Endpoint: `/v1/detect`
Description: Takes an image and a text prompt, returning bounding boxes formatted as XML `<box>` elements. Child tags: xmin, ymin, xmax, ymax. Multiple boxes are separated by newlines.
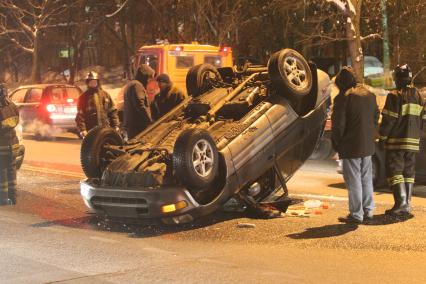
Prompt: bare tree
<box><xmin>0</xmin><ymin>0</ymin><xmax>68</xmax><ymax>83</ymax></box>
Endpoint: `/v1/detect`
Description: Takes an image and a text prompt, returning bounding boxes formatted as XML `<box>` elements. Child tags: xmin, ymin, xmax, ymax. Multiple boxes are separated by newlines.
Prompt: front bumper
<box><xmin>80</xmin><ymin>180</ymin><xmax>201</xmax><ymax>224</ymax></box>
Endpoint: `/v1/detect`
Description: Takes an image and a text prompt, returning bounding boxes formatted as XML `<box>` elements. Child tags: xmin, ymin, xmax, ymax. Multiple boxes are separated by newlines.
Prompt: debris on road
<box><xmin>237</xmin><ymin>223</ymin><xmax>256</xmax><ymax>228</ymax></box>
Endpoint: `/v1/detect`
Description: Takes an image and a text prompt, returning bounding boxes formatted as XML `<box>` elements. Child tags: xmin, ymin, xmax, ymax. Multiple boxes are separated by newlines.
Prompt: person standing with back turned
<box><xmin>332</xmin><ymin>67</ymin><xmax>379</xmax><ymax>224</ymax></box>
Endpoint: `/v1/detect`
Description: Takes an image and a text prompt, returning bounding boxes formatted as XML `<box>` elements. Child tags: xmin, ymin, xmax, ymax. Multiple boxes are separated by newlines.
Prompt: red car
<box><xmin>9</xmin><ymin>84</ymin><xmax>82</xmax><ymax>139</ymax></box>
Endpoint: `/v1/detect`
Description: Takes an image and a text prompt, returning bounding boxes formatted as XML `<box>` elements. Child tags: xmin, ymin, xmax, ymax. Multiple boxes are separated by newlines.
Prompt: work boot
<box><xmin>405</xmin><ymin>182</ymin><xmax>413</xmax><ymax>214</ymax></box>
<box><xmin>385</xmin><ymin>183</ymin><xmax>408</xmax><ymax>216</ymax></box>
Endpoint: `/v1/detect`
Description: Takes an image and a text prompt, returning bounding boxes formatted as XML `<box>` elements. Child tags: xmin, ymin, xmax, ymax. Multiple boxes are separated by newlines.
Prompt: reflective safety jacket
<box><xmin>379</xmin><ymin>87</ymin><xmax>425</xmax><ymax>152</ymax></box>
<box><xmin>75</xmin><ymin>88</ymin><xmax>119</xmax><ymax>132</ymax></box>
<box><xmin>0</xmin><ymin>97</ymin><xmax>19</xmax><ymax>162</ymax></box>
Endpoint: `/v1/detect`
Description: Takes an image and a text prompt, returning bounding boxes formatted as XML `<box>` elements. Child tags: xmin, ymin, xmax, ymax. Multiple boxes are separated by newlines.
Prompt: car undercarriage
<box><xmin>80</xmin><ymin>48</ymin><xmax>332</xmax><ymax>224</ymax></box>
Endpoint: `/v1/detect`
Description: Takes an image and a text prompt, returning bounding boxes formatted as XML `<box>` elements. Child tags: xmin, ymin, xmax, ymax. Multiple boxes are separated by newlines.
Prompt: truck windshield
<box><xmin>139</xmin><ymin>54</ymin><xmax>159</xmax><ymax>74</ymax></box>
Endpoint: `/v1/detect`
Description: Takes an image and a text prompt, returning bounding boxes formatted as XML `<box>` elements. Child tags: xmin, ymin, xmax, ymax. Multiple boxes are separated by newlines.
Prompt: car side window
<box><xmin>10</xmin><ymin>89</ymin><xmax>28</xmax><ymax>103</ymax></box>
<box><xmin>176</xmin><ymin>56</ymin><xmax>194</xmax><ymax>69</ymax></box>
<box><xmin>25</xmin><ymin>88</ymin><xmax>43</xmax><ymax>103</ymax></box>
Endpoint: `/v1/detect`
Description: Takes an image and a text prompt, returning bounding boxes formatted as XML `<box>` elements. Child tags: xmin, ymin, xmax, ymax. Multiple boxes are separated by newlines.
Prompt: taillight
<box><xmin>46</xmin><ymin>104</ymin><xmax>56</xmax><ymax>113</ymax></box>
<box><xmin>219</xmin><ymin>46</ymin><xmax>230</xmax><ymax>55</ymax></box>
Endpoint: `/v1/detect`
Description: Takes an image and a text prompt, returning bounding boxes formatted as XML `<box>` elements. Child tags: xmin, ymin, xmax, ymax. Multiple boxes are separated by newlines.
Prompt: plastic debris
<box><xmin>303</xmin><ymin>199</ymin><xmax>322</xmax><ymax>208</ymax></box>
<box><xmin>237</xmin><ymin>223</ymin><xmax>256</xmax><ymax>228</ymax></box>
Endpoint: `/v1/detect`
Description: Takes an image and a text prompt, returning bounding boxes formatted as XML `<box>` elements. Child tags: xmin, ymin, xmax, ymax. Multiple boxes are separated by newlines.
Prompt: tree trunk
<box><xmin>346</xmin><ymin>0</ymin><xmax>363</xmax><ymax>83</ymax></box>
<box><xmin>30</xmin><ymin>34</ymin><xmax>41</xmax><ymax>83</ymax></box>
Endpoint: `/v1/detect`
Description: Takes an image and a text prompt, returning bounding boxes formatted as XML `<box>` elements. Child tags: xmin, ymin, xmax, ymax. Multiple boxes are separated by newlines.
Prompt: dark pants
<box><xmin>0</xmin><ymin>154</ymin><xmax>17</xmax><ymax>204</ymax></box>
<box><xmin>386</xmin><ymin>151</ymin><xmax>416</xmax><ymax>186</ymax></box>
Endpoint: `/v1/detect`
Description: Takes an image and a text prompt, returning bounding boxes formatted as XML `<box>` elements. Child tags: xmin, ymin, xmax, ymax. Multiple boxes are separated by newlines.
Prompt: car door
<box><xmin>226</xmin><ymin>102</ymin><xmax>276</xmax><ymax>187</ymax></box>
<box><xmin>9</xmin><ymin>88</ymin><xmax>30</xmax><ymax>125</ymax></box>
<box><xmin>22</xmin><ymin>88</ymin><xmax>43</xmax><ymax>124</ymax></box>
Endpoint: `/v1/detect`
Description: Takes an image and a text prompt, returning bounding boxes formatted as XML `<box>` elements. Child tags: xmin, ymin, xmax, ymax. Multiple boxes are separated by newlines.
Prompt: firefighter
<box><xmin>379</xmin><ymin>64</ymin><xmax>425</xmax><ymax>216</ymax></box>
<box><xmin>0</xmin><ymin>83</ymin><xmax>19</xmax><ymax>205</ymax></box>
<box><xmin>151</xmin><ymin>74</ymin><xmax>187</xmax><ymax>120</ymax></box>
<box><xmin>76</xmin><ymin>71</ymin><xmax>120</xmax><ymax>138</ymax></box>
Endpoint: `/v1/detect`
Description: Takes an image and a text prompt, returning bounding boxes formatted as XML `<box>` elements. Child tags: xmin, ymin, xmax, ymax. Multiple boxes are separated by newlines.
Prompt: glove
<box><xmin>80</xmin><ymin>130</ymin><xmax>88</xmax><ymax>138</ymax></box>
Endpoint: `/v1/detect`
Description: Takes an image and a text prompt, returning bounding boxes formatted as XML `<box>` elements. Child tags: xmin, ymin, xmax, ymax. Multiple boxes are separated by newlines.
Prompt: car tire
<box><xmin>80</xmin><ymin>126</ymin><xmax>123</xmax><ymax>178</ymax></box>
<box><xmin>186</xmin><ymin>64</ymin><xmax>222</xmax><ymax>97</ymax></box>
<box><xmin>268</xmin><ymin>48</ymin><xmax>313</xmax><ymax>98</ymax></box>
<box><xmin>173</xmin><ymin>128</ymin><xmax>219</xmax><ymax>190</ymax></box>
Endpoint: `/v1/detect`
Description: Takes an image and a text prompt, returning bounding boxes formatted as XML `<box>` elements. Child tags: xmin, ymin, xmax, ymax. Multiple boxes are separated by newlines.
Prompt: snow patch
<box><xmin>348</xmin><ymin>0</ymin><xmax>356</xmax><ymax>15</ymax></box>
<box><xmin>326</xmin><ymin>0</ymin><xmax>346</xmax><ymax>12</ymax></box>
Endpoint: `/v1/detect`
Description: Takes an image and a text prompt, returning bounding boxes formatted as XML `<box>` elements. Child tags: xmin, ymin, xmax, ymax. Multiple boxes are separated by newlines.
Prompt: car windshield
<box><xmin>65</xmin><ymin>87</ymin><xmax>80</xmax><ymax>100</ymax></box>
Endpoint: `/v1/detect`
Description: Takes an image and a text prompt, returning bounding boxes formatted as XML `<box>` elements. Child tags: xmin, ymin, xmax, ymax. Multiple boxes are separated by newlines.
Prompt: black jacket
<box><xmin>151</xmin><ymin>85</ymin><xmax>186</xmax><ymax>120</ymax></box>
<box><xmin>379</xmin><ymin>87</ymin><xmax>425</xmax><ymax>152</ymax></box>
<box><xmin>75</xmin><ymin>88</ymin><xmax>119</xmax><ymax>132</ymax></box>
<box><xmin>331</xmin><ymin>84</ymin><xmax>379</xmax><ymax>159</ymax></box>
<box><xmin>0</xmin><ymin>96</ymin><xmax>19</xmax><ymax>163</ymax></box>
<box><xmin>122</xmin><ymin>80</ymin><xmax>153</xmax><ymax>139</ymax></box>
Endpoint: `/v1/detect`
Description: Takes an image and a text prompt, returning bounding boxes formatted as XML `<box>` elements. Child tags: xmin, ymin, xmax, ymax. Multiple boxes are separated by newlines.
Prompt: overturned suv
<box><xmin>80</xmin><ymin>49</ymin><xmax>332</xmax><ymax>224</ymax></box>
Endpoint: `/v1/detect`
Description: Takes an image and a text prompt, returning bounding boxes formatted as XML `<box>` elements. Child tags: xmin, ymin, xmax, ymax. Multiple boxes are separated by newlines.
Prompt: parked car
<box><xmin>8</xmin><ymin>84</ymin><xmax>82</xmax><ymax>139</ymax></box>
<box><xmin>80</xmin><ymin>48</ymin><xmax>332</xmax><ymax>224</ymax></box>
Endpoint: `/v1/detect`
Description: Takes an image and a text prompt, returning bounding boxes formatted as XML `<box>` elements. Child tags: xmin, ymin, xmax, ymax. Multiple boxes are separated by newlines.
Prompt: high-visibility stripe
<box><xmin>387</xmin><ymin>138</ymin><xmax>420</xmax><ymax>144</ymax></box>
<box><xmin>405</xmin><ymin>178</ymin><xmax>415</xmax><ymax>183</ymax></box>
<box><xmin>388</xmin><ymin>175</ymin><xmax>405</xmax><ymax>186</ymax></box>
<box><xmin>382</xmin><ymin>109</ymin><xmax>399</xmax><ymax>118</ymax></box>
<box><xmin>0</xmin><ymin>116</ymin><xmax>19</xmax><ymax>129</ymax></box>
<box><xmin>401</xmin><ymin>104</ymin><xmax>422</xmax><ymax>116</ymax></box>
<box><xmin>385</xmin><ymin>144</ymin><xmax>420</xmax><ymax>151</ymax></box>
<box><xmin>423</xmin><ymin>115</ymin><xmax>426</xmax><ymax>120</ymax></box>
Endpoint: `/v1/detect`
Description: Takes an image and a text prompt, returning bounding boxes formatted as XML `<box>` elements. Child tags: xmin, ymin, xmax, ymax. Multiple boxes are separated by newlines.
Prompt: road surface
<box><xmin>1</xmin><ymin>134</ymin><xmax>426</xmax><ymax>283</ymax></box>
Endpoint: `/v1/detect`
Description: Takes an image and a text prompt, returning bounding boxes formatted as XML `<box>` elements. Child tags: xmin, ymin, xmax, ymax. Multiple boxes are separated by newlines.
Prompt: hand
<box><xmin>122</xmin><ymin>130</ymin><xmax>128</xmax><ymax>142</ymax></box>
<box><xmin>80</xmin><ymin>130</ymin><xmax>88</xmax><ymax>138</ymax></box>
<box><xmin>114</xmin><ymin>126</ymin><xmax>120</xmax><ymax>133</ymax></box>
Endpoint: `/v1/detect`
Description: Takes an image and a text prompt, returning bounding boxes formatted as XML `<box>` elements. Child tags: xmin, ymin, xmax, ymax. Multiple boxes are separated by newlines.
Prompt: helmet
<box><xmin>393</xmin><ymin>64</ymin><xmax>412</xmax><ymax>87</ymax></box>
<box><xmin>85</xmin><ymin>71</ymin><xmax>99</xmax><ymax>81</ymax></box>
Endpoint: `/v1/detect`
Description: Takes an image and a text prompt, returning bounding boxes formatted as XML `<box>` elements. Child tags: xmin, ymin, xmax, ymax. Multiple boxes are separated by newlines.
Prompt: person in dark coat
<box><xmin>379</xmin><ymin>64</ymin><xmax>425</xmax><ymax>216</ymax></box>
<box><xmin>151</xmin><ymin>74</ymin><xmax>186</xmax><ymax>120</ymax></box>
<box><xmin>76</xmin><ymin>71</ymin><xmax>120</xmax><ymax>138</ymax></box>
<box><xmin>332</xmin><ymin>67</ymin><xmax>379</xmax><ymax>223</ymax></box>
<box><xmin>122</xmin><ymin>64</ymin><xmax>155</xmax><ymax>139</ymax></box>
<box><xmin>0</xmin><ymin>83</ymin><xmax>20</xmax><ymax>205</ymax></box>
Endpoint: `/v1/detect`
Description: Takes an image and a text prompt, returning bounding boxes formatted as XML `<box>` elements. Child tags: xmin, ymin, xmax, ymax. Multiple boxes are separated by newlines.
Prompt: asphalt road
<box><xmin>2</xmin><ymin>134</ymin><xmax>426</xmax><ymax>283</ymax></box>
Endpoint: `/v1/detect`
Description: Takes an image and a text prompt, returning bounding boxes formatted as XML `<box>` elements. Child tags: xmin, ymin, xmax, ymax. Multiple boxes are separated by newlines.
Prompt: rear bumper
<box><xmin>80</xmin><ymin>180</ymin><xmax>201</xmax><ymax>224</ymax></box>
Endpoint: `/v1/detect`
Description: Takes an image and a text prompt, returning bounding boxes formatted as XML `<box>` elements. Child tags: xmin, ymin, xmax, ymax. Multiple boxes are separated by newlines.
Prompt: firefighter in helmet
<box><xmin>379</xmin><ymin>64</ymin><xmax>425</xmax><ymax>216</ymax></box>
<box><xmin>0</xmin><ymin>83</ymin><xmax>20</xmax><ymax>205</ymax></box>
<box><xmin>76</xmin><ymin>71</ymin><xmax>120</xmax><ymax>138</ymax></box>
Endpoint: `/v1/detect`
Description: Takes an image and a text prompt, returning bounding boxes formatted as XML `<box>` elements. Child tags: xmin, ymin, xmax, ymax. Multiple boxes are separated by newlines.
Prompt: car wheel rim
<box><xmin>283</xmin><ymin>56</ymin><xmax>308</xmax><ymax>90</ymax></box>
<box><xmin>192</xmin><ymin>139</ymin><xmax>214</xmax><ymax>178</ymax></box>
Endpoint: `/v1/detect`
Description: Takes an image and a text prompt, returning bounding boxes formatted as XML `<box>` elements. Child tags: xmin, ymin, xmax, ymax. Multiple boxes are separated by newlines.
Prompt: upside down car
<box><xmin>80</xmin><ymin>48</ymin><xmax>332</xmax><ymax>224</ymax></box>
